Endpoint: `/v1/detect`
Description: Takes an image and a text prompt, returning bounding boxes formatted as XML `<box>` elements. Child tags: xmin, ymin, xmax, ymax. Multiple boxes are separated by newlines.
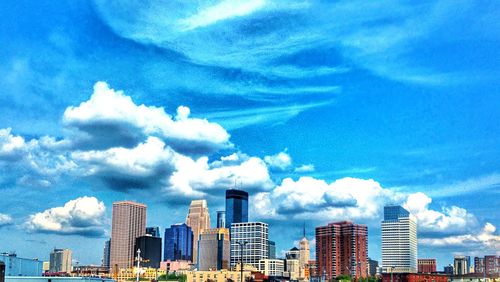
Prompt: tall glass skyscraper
<box><xmin>225</xmin><ymin>189</ymin><xmax>248</xmax><ymax>229</ymax></box>
<box><xmin>216</xmin><ymin>211</ymin><xmax>226</xmax><ymax>228</ymax></box>
<box><xmin>164</xmin><ymin>223</ymin><xmax>194</xmax><ymax>261</ymax></box>
<box><xmin>381</xmin><ymin>205</ymin><xmax>417</xmax><ymax>273</ymax></box>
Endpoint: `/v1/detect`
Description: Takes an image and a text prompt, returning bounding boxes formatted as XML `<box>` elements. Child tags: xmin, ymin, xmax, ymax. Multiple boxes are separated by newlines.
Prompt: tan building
<box><xmin>186</xmin><ymin>270</ymin><xmax>251</xmax><ymax>282</ymax></box>
<box><xmin>116</xmin><ymin>267</ymin><xmax>166</xmax><ymax>282</ymax></box>
<box><xmin>299</xmin><ymin>235</ymin><xmax>311</xmax><ymax>279</ymax></box>
<box><xmin>185</xmin><ymin>200</ymin><xmax>210</xmax><ymax>264</ymax></box>
<box><xmin>49</xmin><ymin>248</ymin><xmax>72</xmax><ymax>273</ymax></box>
<box><xmin>110</xmin><ymin>201</ymin><xmax>147</xmax><ymax>270</ymax></box>
<box><xmin>198</xmin><ymin>228</ymin><xmax>230</xmax><ymax>270</ymax></box>
<box><xmin>258</xmin><ymin>259</ymin><xmax>285</xmax><ymax>277</ymax></box>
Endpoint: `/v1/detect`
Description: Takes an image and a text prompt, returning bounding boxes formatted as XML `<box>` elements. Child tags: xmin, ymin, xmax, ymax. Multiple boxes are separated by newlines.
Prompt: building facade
<box><xmin>185</xmin><ymin>270</ymin><xmax>251</xmax><ymax>282</ymax></box>
<box><xmin>258</xmin><ymin>259</ymin><xmax>285</xmax><ymax>277</ymax></box>
<box><xmin>230</xmin><ymin>222</ymin><xmax>269</xmax><ymax>269</ymax></box>
<box><xmin>474</xmin><ymin>256</ymin><xmax>499</xmax><ymax>277</ymax></box>
<box><xmin>0</xmin><ymin>253</ymin><xmax>43</xmax><ymax>276</ymax></box>
<box><xmin>382</xmin><ymin>205</ymin><xmax>417</xmax><ymax>273</ymax></box>
<box><xmin>316</xmin><ymin>221</ymin><xmax>368</xmax><ymax>280</ymax></box>
<box><xmin>102</xmin><ymin>240</ymin><xmax>110</xmax><ymax>269</ymax></box>
<box><xmin>368</xmin><ymin>258</ymin><xmax>379</xmax><ymax>277</ymax></box>
<box><xmin>49</xmin><ymin>249</ymin><xmax>72</xmax><ymax>273</ymax></box>
<box><xmin>185</xmin><ymin>200</ymin><xmax>211</xmax><ymax>265</ymax></box>
<box><xmin>418</xmin><ymin>259</ymin><xmax>436</xmax><ymax>273</ymax></box>
<box><xmin>454</xmin><ymin>256</ymin><xmax>471</xmax><ymax>276</ymax></box>
<box><xmin>268</xmin><ymin>241</ymin><xmax>276</xmax><ymax>259</ymax></box>
<box><xmin>197</xmin><ymin>228</ymin><xmax>230</xmax><ymax>271</ymax></box>
<box><xmin>216</xmin><ymin>211</ymin><xmax>226</xmax><ymax>229</ymax></box>
<box><xmin>164</xmin><ymin>223</ymin><xmax>193</xmax><ymax>262</ymax></box>
<box><xmin>134</xmin><ymin>235</ymin><xmax>162</xmax><ymax>268</ymax></box>
<box><xmin>145</xmin><ymin>227</ymin><xmax>160</xmax><ymax>237</ymax></box>
<box><xmin>225</xmin><ymin>189</ymin><xmax>248</xmax><ymax>229</ymax></box>
<box><xmin>110</xmin><ymin>201</ymin><xmax>147</xmax><ymax>270</ymax></box>
<box><xmin>381</xmin><ymin>273</ymin><xmax>448</xmax><ymax>282</ymax></box>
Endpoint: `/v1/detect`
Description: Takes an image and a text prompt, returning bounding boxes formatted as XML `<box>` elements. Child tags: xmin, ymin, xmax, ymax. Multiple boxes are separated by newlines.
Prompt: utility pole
<box><xmin>237</xmin><ymin>241</ymin><xmax>248</xmax><ymax>282</ymax></box>
<box><xmin>136</xmin><ymin>249</ymin><xmax>141</xmax><ymax>282</ymax></box>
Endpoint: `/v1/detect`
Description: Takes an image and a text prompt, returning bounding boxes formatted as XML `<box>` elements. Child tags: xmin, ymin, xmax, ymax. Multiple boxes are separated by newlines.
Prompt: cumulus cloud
<box><xmin>0</xmin><ymin>128</ymin><xmax>25</xmax><ymax>160</ymax></box>
<box><xmin>419</xmin><ymin>223</ymin><xmax>500</xmax><ymax>254</ymax></box>
<box><xmin>264</xmin><ymin>151</ymin><xmax>292</xmax><ymax>171</ymax></box>
<box><xmin>64</xmin><ymin>82</ymin><xmax>231</xmax><ymax>155</ymax></box>
<box><xmin>0</xmin><ymin>213</ymin><xmax>13</xmax><ymax>226</ymax></box>
<box><xmin>294</xmin><ymin>164</ymin><xmax>315</xmax><ymax>173</ymax></box>
<box><xmin>26</xmin><ymin>196</ymin><xmax>106</xmax><ymax>237</ymax></box>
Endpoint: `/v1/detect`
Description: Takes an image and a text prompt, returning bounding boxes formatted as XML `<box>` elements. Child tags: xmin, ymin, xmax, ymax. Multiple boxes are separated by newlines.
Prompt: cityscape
<box><xmin>0</xmin><ymin>1</ymin><xmax>499</xmax><ymax>282</ymax></box>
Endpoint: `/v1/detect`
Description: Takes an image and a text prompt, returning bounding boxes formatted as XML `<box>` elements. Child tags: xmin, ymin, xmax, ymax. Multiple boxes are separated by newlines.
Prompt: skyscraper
<box><xmin>299</xmin><ymin>228</ymin><xmax>310</xmax><ymax>270</ymax></box>
<box><xmin>316</xmin><ymin>221</ymin><xmax>368</xmax><ymax>280</ymax></box>
<box><xmin>381</xmin><ymin>205</ymin><xmax>417</xmax><ymax>273</ymax></box>
<box><xmin>102</xmin><ymin>240</ymin><xmax>111</xmax><ymax>269</ymax></box>
<box><xmin>110</xmin><ymin>201</ymin><xmax>147</xmax><ymax>270</ymax></box>
<box><xmin>146</xmin><ymin>227</ymin><xmax>161</xmax><ymax>237</ymax></box>
<box><xmin>186</xmin><ymin>200</ymin><xmax>211</xmax><ymax>264</ymax></box>
<box><xmin>135</xmin><ymin>235</ymin><xmax>162</xmax><ymax>268</ymax></box>
<box><xmin>225</xmin><ymin>189</ymin><xmax>248</xmax><ymax>229</ymax></box>
<box><xmin>49</xmin><ymin>248</ymin><xmax>72</xmax><ymax>273</ymax></box>
<box><xmin>164</xmin><ymin>223</ymin><xmax>194</xmax><ymax>262</ymax></box>
<box><xmin>217</xmin><ymin>211</ymin><xmax>226</xmax><ymax>228</ymax></box>
<box><xmin>197</xmin><ymin>228</ymin><xmax>231</xmax><ymax>270</ymax></box>
<box><xmin>268</xmin><ymin>241</ymin><xmax>276</xmax><ymax>259</ymax></box>
<box><xmin>454</xmin><ymin>256</ymin><xmax>470</xmax><ymax>275</ymax></box>
<box><xmin>230</xmin><ymin>222</ymin><xmax>269</xmax><ymax>269</ymax></box>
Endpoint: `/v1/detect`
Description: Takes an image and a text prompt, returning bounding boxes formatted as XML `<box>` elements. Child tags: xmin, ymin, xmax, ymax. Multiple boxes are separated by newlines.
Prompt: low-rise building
<box><xmin>0</xmin><ymin>253</ymin><xmax>43</xmax><ymax>277</ymax></box>
<box><xmin>185</xmin><ymin>269</ymin><xmax>251</xmax><ymax>282</ymax></box>
<box><xmin>258</xmin><ymin>259</ymin><xmax>284</xmax><ymax>277</ymax></box>
<box><xmin>115</xmin><ymin>267</ymin><xmax>166</xmax><ymax>282</ymax></box>
<box><xmin>418</xmin><ymin>259</ymin><xmax>437</xmax><ymax>273</ymax></box>
<box><xmin>382</xmin><ymin>273</ymin><xmax>448</xmax><ymax>282</ymax></box>
<box><xmin>159</xmin><ymin>260</ymin><xmax>191</xmax><ymax>273</ymax></box>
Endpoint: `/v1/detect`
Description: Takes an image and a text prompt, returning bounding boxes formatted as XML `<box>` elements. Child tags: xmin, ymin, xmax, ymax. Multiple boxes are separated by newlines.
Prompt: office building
<box><xmin>102</xmin><ymin>240</ymin><xmax>110</xmax><ymax>269</ymax></box>
<box><xmin>185</xmin><ymin>269</ymin><xmax>252</xmax><ymax>282</ymax></box>
<box><xmin>49</xmin><ymin>249</ymin><xmax>72</xmax><ymax>273</ymax></box>
<box><xmin>368</xmin><ymin>258</ymin><xmax>379</xmax><ymax>277</ymax></box>
<box><xmin>146</xmin><ymin>227</ymin><xmax>160</xmax><ymax>237</ymax></box>
<box><xmin>316</xmin><ymin>221</ymin><xmax>368</xmax><ymax>280</ymax></box>
<box><xmin>418</xmin><ymin>259</ymin><xmax>437</xmax><ymax>273</ymax></box>
<box><xmin>444</xmin><ymin>265</ymin><xmax>454</xmax><ymax>275</ymax></box>
<box><xmin>186</xmin><ymin>200</ymin><xmax>211</xmax><ymax>264</ymax></box>
<box><xmin>474</xmin><ymin>256</ymin><xmax>500</xmax><ymax>277</ymax></box>
<box><xmin>110</xmin><ymin>201</ymin><xmax>147</xmax><ymax>270</ymax></box>
<box><xmin>268</xmin><ymin>241</ymin><xmax>276</xmax><ymax>259</ymax></box>
<box><xmin>286</xmin><ymin>247</ymin><xmax>300</xmax><ymax>260</ymax></box>
<box><xmin>286</xmin><ymin>258</ymin><xmax>301</xmax><ymax>280</ymax></box>
<box><xmin>308</xmin><ymin>260</ymin><xmax>317</xmax><ymax>278</ymax></box>
<box><xmin>0</xmin><ymin>253</ymin><xmax>43</xmax><ymax>276</ymax></box>
<box><xmin>164</xmin><ymin>223</ymin><xmax>193</xmax><ymax>261</ymax></box>
<box><xmin>258</xmin><ymin>259</ymin><xmax>285</xmax><ymax>277</ymax></box>
<box><xmin>299</xmin><ymin>231</ymin><xmax>310</xmax><ymax>270</ymax></box>
<box><xmin>216</xmin><ymin>211</ymin><xmax>226</xmax><ymax>228</ymax></box>
<box><xmin>382</xmin><ymin>273</ymin><xmax>448</xmax><ymax>282</ymax></box>
<box><xmin>225</xmin><ymin>189</ymin><xmax>248</xmax><ymax>229</ymax></box>
<box><xmin>454</xmin><ymin>256</ymin><xmax>470</xmax><ymax>275</ymax></box>
<box><xmin>230</xmin><ymin>222</ymin><xmax>269</xmax><ymax>269</ymax></box>
<box><xmin>135</xmin><ymin>235</ymin><xmax>162</xmax><ymax>268</ymax></box>
<box><xmin>197</xmin><ymin>228</ymin><xmax>230</xmax><ymax>270</ymax></box>
<box><xmin>381</xmin><ymin>205</ymin><xmax>417</xmax><ymax>273</ymax></box>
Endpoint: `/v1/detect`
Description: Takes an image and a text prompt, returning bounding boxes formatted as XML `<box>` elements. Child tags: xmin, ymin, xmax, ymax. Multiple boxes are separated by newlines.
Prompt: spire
<box><xmin>303</xmin><ymin>222</ymin><xmax>306</xmax><ymax>238</ymax></box>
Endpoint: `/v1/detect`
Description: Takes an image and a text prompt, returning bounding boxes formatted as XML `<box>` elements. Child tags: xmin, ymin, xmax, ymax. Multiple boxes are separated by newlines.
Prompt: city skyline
<box><xmin>0</xmin><ymin>0</ymin><xmax>499</xmax><ymax>272</ymax></box>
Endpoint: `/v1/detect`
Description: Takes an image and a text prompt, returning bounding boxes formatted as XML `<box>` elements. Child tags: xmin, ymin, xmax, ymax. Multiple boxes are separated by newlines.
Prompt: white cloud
<box><xmin>0</xmin><ymin>128</ymin><xmax>25</xmax><ymax>159</ymax></box>
<box><xmin>178</xmin><ymin>0</ymin><xmax>267</xmax><ymax>31</ymax></box>
<box><xmin>404</xmin><ymin>192</ymin><xmax>477</xmax><ymax>233</ymax></box>
<box><xmin>264</xmin><ymin>151</ymin><xmax>292</xmax><ymax>171</ymax></box>
<box><xmin>420</xmin><ymin>223</ymin><xmax>500</xmax><ymax>254</ymax></box>
<box><xmin>0</xmin><ymin>213</ymin><xmax>13</xmax><ymax>226</ymax></box>
<box><xmin>294</xmin><ymin>164</ymin><xmax>315</xmax><ymax>173</ymax></box>
<box><xmin>26</xmin><ymin>196</ymin><xmax>106</xmax><ymax>237</ymax></box>
<box><xmin>64</xmin><ymin>81</ymin><xmax>231</xmax><ymax>154</ymax></box>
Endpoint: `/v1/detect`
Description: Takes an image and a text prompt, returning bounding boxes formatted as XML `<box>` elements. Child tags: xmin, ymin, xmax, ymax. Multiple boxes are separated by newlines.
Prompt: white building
<box><xmin>258</xmin><ymin>259</ymin><xmax>285</xmax><ymax>277</ymax></box>
<box><xmin>381</xmin><ymin>205</ymin><xmax>417</xmax><ymax>273</ymax></box>
<box><xmin>49</xmin><ymin>248</ymin><xmax>72</xmax><ymax>273</ymax></box>
<box><xmin>230</xmin><ymin>222</ymin><xmax>269</xmax><ymax>269</ymax></box>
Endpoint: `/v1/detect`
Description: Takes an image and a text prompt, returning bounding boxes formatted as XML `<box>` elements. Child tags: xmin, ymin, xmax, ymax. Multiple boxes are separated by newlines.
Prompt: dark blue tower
<box><xmin>225</xmin><ymin>189</ymin><xmax>248</xmax><ymax>229</ymax></box>
<box><xmin>164</xmin><ymin>223</ymin><xmax>193</xmax><ymax>261</ymax></box>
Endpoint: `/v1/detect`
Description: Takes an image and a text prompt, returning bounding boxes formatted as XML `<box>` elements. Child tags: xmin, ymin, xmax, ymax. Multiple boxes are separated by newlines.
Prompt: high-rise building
<box><xmin>268</xmin><ymin>241</ymin><xmax>276</xmax><ymax>259</ymax></box>
<box><xmin>418</xmin><ymin>259</ymin><xmax>436</xmax><ymax>273</ymax></box>
<box><xmin>286</xmin><ymin>247</ymin><xmax>300</xmax><ymax>260</ymax></box>
<box><xmin>110</xmin><ymin>201</ymin><xmax>147</xmax><ymax>270</ymax></box>
<box><xmin>164</xmin><ymin>223</ymin><xmax>193</xmax><ymax>262</ymax></box>
<box><xmin>381</xmin><ymin>205</ymin><xmax>417</xmax><ymax>273</ymax></box>
<box><xmin>186</xmin><ymin>200</ymin><xmax>211</xmax><ymax>264</ymax></box>
<box><xmin>217</xmin><ymin>211</ymin><xmax>226</xmax><ymax>228</ymax></box>
<box><xmin>102</xmin><ymin>240</ymin><xmax>111</xmax><ymax>269</ymax></box>
<box><xmin>299</xmin><ymin>232</ymin><xmax>310</xmax><ymax>270</ymax></box>
<box><xmin>49</xmin><ymin>248</ymin><xmax>72</xmax><ymax>273</ymax></box>
<box><xmin>368</xmin><ymin>258</ymin><xmax>379</xmax><ymax>277</ymax></box>
<box><xmin>225</xmin><ymin>189</ymin><xmax>248</xmax><ymax>229</ymax></box>
<box><xmin>316</xmin><ymin>221</ymin><xmax>368</xmax><ymax>280</ymax></box>
<box><xmin>135</xmin><ymin>235</ymin><xmax>162</xmax><ymax>268</ymax></box>
<box><xmin>197</xmin><ymin>228</ymin><xmax>231</xmax><ymax>270</ymax></box>
<box><xmin>454</xmin><ymin>256</ymin><xmax>470</xmax><ymax>275</ymax></box>
<box><xmin>230</xmin><ymin>222</ymin><xmax>269</xmax><ymax>269</ymax></box>
<box><xmin>146</xmin><ymin>227</ymin><xmax>160</xmax><ymax>237</ymax></box>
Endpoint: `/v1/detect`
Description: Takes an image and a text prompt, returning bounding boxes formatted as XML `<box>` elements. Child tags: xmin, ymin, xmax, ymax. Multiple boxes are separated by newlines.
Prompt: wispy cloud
<box><xmin>423</xmin><ymin>173</ymin><xmax>500</xmax><ymax>198</ymax></box>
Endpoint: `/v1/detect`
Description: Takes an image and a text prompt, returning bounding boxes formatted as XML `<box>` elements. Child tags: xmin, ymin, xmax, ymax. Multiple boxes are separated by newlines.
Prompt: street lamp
<box><xmin>390</xmin><ymin>266</ymin><xmax>395</xmax><ymax>282</ymax></box>
<box><xmin>236</xmin><ymin>241</ymin><xmax>248</xmax><ymax>282</ymax></box>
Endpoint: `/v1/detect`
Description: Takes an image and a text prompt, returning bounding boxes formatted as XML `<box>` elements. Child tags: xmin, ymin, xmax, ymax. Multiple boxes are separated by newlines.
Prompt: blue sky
<box><xmin>0</xmin><ymin>0</ymin><xmax>499</xmax><ymax>269</ymax></box>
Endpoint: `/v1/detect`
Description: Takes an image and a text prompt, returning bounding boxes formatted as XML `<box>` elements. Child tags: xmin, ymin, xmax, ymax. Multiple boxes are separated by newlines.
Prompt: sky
<box><xmin>0</xmin><ymin>0</ymin><xmax>499</xmax><ymax>269</ymax></box>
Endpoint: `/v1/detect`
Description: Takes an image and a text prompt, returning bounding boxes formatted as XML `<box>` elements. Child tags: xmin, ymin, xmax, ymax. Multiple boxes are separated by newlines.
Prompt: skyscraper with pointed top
<box><xmin>299</xmin><ymin>223</ymin><xmax>311</xmax><ymax>278</ymax></box>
